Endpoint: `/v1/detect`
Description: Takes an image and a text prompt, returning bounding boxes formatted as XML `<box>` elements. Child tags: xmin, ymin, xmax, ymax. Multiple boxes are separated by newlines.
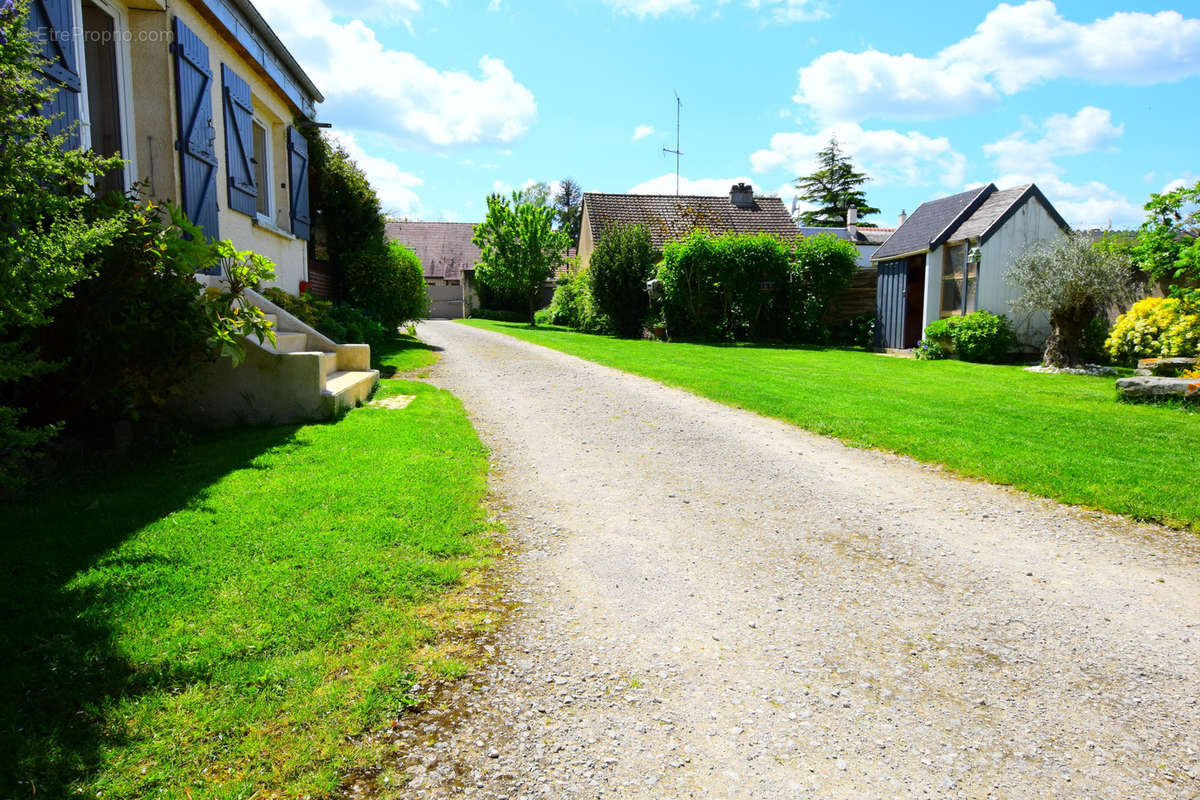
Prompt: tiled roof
<box><xmin>946</xmin><ymin>184</ymin><xmax>1070</xmax><ymax>243</ymax></box>
<box><xmin>583</xmin><ymin>192</ymin><xmax>799</xmax><ymax>251</ymax></box>
<box><xmin>855</xmin><ymin>227</ymin><xmax>894</xmax><ymax>246</ymax></box>
<box><xmin>871</xmin><ymin>185</ymin><xmax>995</xmax><ymax>262</ymax></box>
<box><xmin>385</xmin><ymin>221</ymin><xmax>481</xmax><ymax>281</ymax></box>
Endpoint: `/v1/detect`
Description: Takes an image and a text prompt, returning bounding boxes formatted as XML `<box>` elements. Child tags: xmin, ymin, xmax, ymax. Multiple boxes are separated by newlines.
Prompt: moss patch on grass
<box><xmin>465</xmin><ymin>319</ymin><xmax>1200</xmax><ymax>530</ymax></box>
<box><xmin>1</xmin><ymin>379</ymin><xmax>495</xmax><ymax>798</ymax></box>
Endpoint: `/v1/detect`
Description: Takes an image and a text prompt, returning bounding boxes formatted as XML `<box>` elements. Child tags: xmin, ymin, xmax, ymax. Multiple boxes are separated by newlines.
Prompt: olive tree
<box><xmin>472</xmin><ymin>192</ymin><xmax>569</xmax><ymax>323</ymax></box>
<box><xmin>1007</xmin><ymin>232</ymin><xmax>1135</xmax><ymax>368</ymax></box>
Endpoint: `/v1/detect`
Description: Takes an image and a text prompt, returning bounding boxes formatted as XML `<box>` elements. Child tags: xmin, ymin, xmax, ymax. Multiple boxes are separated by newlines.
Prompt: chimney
<box><xmin>898</xmin><ymin>209</ymin><xmax>908</xmax><ymax>227</ymax></box>
<box><xmin>846</xmin><ymin>206</ymin><xmax>858</xmax><ymax>238</ymax></box>
<box><xmin>730</xmin><ymin>182</ymin><xmax>755</xmax><ymax>210</ymax></box>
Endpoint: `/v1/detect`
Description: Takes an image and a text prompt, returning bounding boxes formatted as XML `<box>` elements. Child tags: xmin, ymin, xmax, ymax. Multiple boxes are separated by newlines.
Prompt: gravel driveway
<box><xmin>378</xmin><ymin>319</ymin><xmax>1199</xmax><ymax>799</ymax></box>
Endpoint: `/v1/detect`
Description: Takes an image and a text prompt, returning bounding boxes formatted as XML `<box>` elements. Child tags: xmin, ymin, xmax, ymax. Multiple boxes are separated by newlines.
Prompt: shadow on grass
<box><xmin>372</xmin><ymin>335</ymin><xmax>441</xmax><ymax>378</ymax></box>
<box><xmin>0</xmin><ymin>425</ymin><xmax>301</xmax><ymax>797</ymax></box>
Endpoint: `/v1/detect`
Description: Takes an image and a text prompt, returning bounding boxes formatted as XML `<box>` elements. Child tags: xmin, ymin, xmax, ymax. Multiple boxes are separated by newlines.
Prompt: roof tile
<box><xmin>583</xmin><ymin>192</ymin><xmax>798</xmax><ymax>251</ymax></box>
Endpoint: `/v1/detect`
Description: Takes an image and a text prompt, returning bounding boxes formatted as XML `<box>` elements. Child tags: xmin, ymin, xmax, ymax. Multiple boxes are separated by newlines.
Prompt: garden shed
<box><xmin>870</xmin><ymin>183</ymin><xmax>1070</xmax><ymax>350</ymax></box>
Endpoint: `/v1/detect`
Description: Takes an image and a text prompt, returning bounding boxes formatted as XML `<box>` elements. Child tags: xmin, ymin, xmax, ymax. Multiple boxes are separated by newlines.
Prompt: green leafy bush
<box><xmin>786</xmin><ymin>234</ymin><xmax>861</xmax><ymax>343</ymax></box>
<box><xmin>344</xmin><ymin>240</ymin><xmax>428</xmax><ymax>331</ymax></box>
<box><xmin>546</xmin><ymin>269</ymin><xmax>609</xmax><ymax>333</ymax></box>
<box><xmin>833</xmin><ymin>313</ymin><xmax>876</xmax><ymax>348</ymax></box>
<box><xmin>658</xmin><ymin>230</ymin><xmax>790</xmax><ymax>341</ymax></box>
<box><xmin>920</xmin><ymin>312</ymin><xmax>1014</xmax><ymax>363</ymax></box>
<box><xmin>321</xmin><ymin>304</ymin><xmax>387</xmax><ymax>349</ymax></box>
<box><xmin>261</xmin><ymin>288</ymin><xmax>387</xmax><ymax>348</ymax></box>
<box><xmin>0</xmin><ymin>3</ymin><xmax>128</xmax><ymax>489</ymax></box>
<box><xmin>589</xmin><ymin>224</ymin><xmax>655</xmax><ymax>338</ymax></box>
<box><xmin>261</xmin><ymin>287</ymin><xmax>333</xmax><ymax>329</ymax></box>
<box><xmin>1105</xmin><ymin>296</ymin><xmax>1200</xmax><ymax>364</ymax></box>
<box><xmin>914</xmin><ymin>339</ymin><xmax>947</xmax><ymax>360</ymax></box>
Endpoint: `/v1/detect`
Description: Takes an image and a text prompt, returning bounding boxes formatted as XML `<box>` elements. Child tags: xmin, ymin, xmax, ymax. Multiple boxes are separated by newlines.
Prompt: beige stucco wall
<box><xmin>577</xmin><ymin>210</ymin><xmax>595</xmax><ymax>271</ymax></box>
<box><xmin>115</xmin><ymin>0</ymin><xmax>309</xmax><ymax>292</ymax></box>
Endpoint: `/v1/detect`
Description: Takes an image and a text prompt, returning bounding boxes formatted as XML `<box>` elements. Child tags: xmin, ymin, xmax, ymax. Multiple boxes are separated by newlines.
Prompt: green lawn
<box><xmin>465</xmin><ymin>319</ymin><xmax>1200</xmax><ymax>530</ymax></box>
<box><xmin>372</xmin><ymin>331</ymin><xmax>440</xmax><ymax>376</ymax></box>
<box><xmin>1</xmin><ymin>378</ymin><xmax>494</xmax><ymax>798</ymax></box>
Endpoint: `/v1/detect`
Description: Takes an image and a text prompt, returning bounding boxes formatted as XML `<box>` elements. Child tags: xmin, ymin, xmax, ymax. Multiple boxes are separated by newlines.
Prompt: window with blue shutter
<box><xmin>171</xmin><ymin>16</ymin><xmax>220</xmax><ymax>243</ymax></box>
<box><xmin>287</xmin><ymin>127</ymin><xmax>311</xmax><ymax>240</ymax></box>
<box><xmin>221</xmin><ymin>64</ymin><xmax>257</xmax><ymax>218</ymax></box>
<box><xmin>27</xmin><ymin>0</ymin><xmax>82</xmax><ymax>149</ymax></box>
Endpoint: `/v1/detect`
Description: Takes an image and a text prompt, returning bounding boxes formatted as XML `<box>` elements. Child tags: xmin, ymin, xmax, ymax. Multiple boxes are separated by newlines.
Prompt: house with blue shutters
<box><xmin>27</xmin><ymin>0</ymin><xmax>379</xmax><ymax>423</ymax></box>
<box><xmin>870</xmin><ymin>183</ymin><xmax>1071</xmax><ymax>351</ymax></box>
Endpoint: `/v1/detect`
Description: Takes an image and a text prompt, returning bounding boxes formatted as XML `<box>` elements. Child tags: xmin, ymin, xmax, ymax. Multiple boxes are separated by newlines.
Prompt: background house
<box><xmin>870</xmin><ymin>184</ymin><xmax>1070</xmax><ymax>350</ymax></box>
<box><xmin>386</xmin><ymin>221</ymin><xmax>482</xmax><ymax>318</ymax></box>
<box><xmin>577</xmin><ymin>183</ymin><xmax>798</xmax><ymax>270</ymax></box>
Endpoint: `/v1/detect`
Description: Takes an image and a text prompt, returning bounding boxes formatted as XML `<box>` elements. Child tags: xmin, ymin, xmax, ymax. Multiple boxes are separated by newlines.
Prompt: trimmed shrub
<box><xmin>1105</xmin><ymin>296</ymin><xmax>1200</xmax><ymax>364</ymax></box>
<box><xmin>262</xmin><ymin>288</ymin><xmax>388</xmax><ymax>349</ymax></box>
<box><xmin>920</xmin><ymin>312</ymin><xmax>1015</xmax><ymax>363</ymax></box>
<box><xmin>786</xmin><ymin>234</ymin><xmax>861</xmax><ymax>343</ymax></box>
<box><xmin>658</xmin><ymin>231</ymin><xmax>791</xmax><ymax>341</ymax></box>
<box><xmin>344</xmin><ymin>240</ymin><xmax>428</xmax><ymax>331</ymax></box>
<box><xmin>589</xmin><ymin>224</ymin><xmax>655</xmax><ymax>338</ymax></box>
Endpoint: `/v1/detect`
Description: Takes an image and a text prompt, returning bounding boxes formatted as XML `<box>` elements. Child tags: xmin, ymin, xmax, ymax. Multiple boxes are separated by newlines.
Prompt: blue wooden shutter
<box><xmin>171</xmin><ymin>16</ymin><xmax>220</xmax><ymax>242</ymax></box>
<box><xmin>27</xmin><ymin>0</ymin><xmax>82</xmax><ymax>149</ymax></box>
<box><xmin>221</xmin><ymin>64</ymin><xmax>257</xmax><ymax>217</ymax></box>
<box><xmin>286</xmin><ymin>127</ymin><xmax>311</xmax><ymax>240</ymax></box>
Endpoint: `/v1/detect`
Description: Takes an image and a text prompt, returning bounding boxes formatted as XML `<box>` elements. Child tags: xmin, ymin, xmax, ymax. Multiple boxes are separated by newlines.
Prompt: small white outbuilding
<box><xmin>870</xmin><ymin>183</ymin><xmax>1071</xmax><ymax>350</ymax></box>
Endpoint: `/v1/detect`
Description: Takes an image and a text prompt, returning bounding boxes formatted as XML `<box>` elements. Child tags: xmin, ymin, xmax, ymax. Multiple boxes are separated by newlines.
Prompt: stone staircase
<box><xmin>181</xmin><ymin>282</ymin><xmax>380</xmax><ymax>426</ymax></box>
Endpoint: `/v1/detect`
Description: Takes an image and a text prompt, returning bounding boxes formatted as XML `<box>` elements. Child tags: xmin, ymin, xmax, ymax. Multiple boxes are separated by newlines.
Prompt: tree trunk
<box><xmin>528</xmin><ymin>292</ymin><xmax>538</xmax><ymax>326</ymax></box>
<box><xmin>1043</xmin><ymin>306</ymin><xmax>1094</xmax><ymax>368</ymax></box>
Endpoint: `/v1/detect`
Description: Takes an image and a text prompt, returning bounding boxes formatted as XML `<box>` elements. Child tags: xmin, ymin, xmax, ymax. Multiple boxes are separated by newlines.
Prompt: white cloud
<box><xmin>795</xmin><ymin>1</ymin><xmax>1200</xmax><ymax>122</ymax></box>
<box><xmin>746</xmin><ymin>0</ymin><xmax>829</xmax><ymax>23</ymax></box>
<box><xmin>606</xmin><ymin>0</ymin><xmax>827</xmax><ymax>20</ymax></box>
<box><xmin>633</xmin><ymin>125</ymin><xmax>655</xmax><ymax>141</ymax></box>
<box><xmin>329</xmin><ymin>131</ymin><xmax>423</xmax><ymax>216</ymax></box>
<box><xmin>255</xmin><ymin>0</ymin><xmax>537</xmax><ymax>148</ymax></box>
<box><xmin>1162</xmin><ymin>174</ymin><xmax>1198</xmax><ymax>194</ymax></box>
<box><xmin>603</xmin><ymin>0</ymin><xmax>696</xmax><ymax>17</ymax></box>
<box><xmin>982</xmin><ymin>106</ymin><xmax>1122</xmax><ymax>175</ymax></box>
<box><xmin>997</xmin><ymin>173</ymin><xmax>1138</xmax><ymax>229</ymax></box>
<box><xmin>981</xmin><ymin>108</ymin><xmax>1136</xmax><ymax>228</ymax></box>
<box><xmin>628</xmin><ymin>174</ymin><xmax>753</xmax><ymax>196</ymax></box>
<box><xmin>751</xmin><ymin>122</ymin><xmax>967</xmax><ymax>189</ymax></box>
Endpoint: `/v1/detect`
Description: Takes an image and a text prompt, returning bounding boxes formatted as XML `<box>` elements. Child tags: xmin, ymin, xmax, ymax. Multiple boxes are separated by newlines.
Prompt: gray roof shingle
<box><xmin>583</xmin><ymin>192</ymin><xmax>798</xmax><ymax>251</ymax></box>
<box><xmin>946</xmin><ymin>184</ymin><xmax>1070</xmax><ymax>243</ymax></box>
<box><xmin>385</xmin><ymin>221</ymin><xmax>481</xmax><ymax>281</ymax></box>
<box><xmin>871</xmin><ymin>185</ymin><xmax>994</xmax><ymax>262</ymax></box>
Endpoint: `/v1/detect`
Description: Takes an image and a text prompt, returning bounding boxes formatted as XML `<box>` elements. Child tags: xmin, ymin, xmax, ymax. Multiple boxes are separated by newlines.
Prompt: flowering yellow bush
<box><xmin>1105</xmin><ymin>297</ymin><xmax>1200</xmax><ymax>363</ymax></box>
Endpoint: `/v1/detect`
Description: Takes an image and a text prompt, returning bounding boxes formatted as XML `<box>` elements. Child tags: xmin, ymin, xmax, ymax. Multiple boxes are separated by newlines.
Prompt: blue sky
<box><xmin>255</xmin><ymin>0</ymin><xmax>1200</xmax><ymax>229</ymax></box>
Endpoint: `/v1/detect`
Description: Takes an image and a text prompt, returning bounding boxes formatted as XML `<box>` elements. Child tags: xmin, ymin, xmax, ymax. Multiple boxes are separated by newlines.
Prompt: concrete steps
<box><xmin>322</xmin><ymin>369</ymin><xmax>380</xmax><ymax>415</ymax></box>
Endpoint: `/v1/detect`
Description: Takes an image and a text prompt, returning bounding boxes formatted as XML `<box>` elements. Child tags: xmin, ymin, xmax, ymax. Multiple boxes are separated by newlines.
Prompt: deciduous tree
<box><xmin>472</xmin><ymin>193</ymin><xmax>569</xmax><ymax>324</ymax></box>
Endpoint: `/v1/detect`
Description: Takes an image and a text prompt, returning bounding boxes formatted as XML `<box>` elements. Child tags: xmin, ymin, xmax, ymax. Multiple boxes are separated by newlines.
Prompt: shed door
<box><xmin>28</xmin><ymin>0</ymin><xmax>82</xmax><ymax>149</ymax></box>
<box><xmin>172</xmin><ymin>16</ymin><xmax>219</xmax><ymax>241</ymax></box>
<box><xmin>875</xmin><ymin>259</ymin><xmax>908</xmax><ymax>349</ymax></box>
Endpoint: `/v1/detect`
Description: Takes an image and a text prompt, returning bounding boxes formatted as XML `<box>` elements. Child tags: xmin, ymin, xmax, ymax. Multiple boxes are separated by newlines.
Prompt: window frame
<box><xmin>74</xmin><ymin>0</ymin><xmax>138</xmax><ymax>191</ymax></box>
<box><xmin>251</xmin><ymin>115</ymin><xmax>274</xmax><ymax>224</ymax></box>
<box><xmin>938</xmin><ymin>240</ymin><xmax>981</xmax><ymax>318</ymax></box>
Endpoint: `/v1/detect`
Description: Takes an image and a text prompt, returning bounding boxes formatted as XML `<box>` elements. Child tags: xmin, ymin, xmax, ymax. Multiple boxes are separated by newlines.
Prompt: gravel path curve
<box><xmin>382</xmin><ymin>320</ymin><xmax>1200</xmax><ymax>799</ymax></box>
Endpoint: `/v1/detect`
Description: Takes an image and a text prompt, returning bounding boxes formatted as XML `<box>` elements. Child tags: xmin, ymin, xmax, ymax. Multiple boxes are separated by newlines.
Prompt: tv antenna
<box><xmin>662</xmin><ymin>92</ymin><xmax>683</xmax><ymax>195</ymax></box>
